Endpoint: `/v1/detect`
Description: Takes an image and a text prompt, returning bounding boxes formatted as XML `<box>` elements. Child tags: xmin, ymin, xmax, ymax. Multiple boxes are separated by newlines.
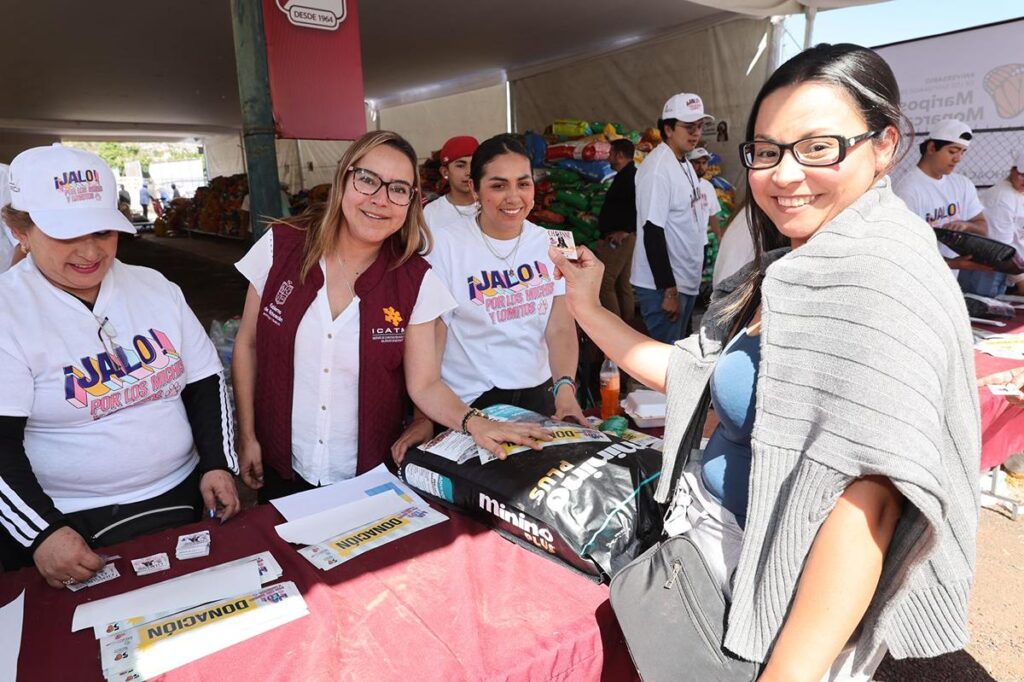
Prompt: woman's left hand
<box><xmin>978</xmin><ymin>366</ymin><xmax>1024</xmax><ymax>408</ymax></box>
<box><xmin>553</xmin><ymin>386</ymin><xmax>587</xmax><ymax>425</ymax></box>
<box><xmin>200</xmin><ymin>470</ymin><xmax>241</xmax><ymax>522</ymax></box>
<box><xmin>391</xmin><ymin>417</ymin><xmax>434</xmax><ymax>466</ymax></box>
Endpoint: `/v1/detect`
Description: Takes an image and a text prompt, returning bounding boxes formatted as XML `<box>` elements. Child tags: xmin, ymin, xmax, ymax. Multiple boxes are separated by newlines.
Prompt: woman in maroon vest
<box><xmin>232</xmin><ymin>131</ymin><xmax>549</xmax><ymax>500</ymax></box>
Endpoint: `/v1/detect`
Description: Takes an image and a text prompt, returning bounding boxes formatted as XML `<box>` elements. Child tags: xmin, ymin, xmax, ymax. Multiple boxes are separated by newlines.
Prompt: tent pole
<box><xmin>766</xmin><ymin>16</ymin><xmax>787</xmax><ymax>74</ymax></box>
<box><xmin>804</xmin><ymin>6</ymin><xmax>818</xmax><ymax>49</ymax></box>
<box><xmin>296</xmin><ymin>140</ymin><xmax>307</xmax><ymax>191</ymax></box>
<box><xmin>230</xmin><ymin>0</ymin><xmax>280</xmax><ymax>241</ymax></box>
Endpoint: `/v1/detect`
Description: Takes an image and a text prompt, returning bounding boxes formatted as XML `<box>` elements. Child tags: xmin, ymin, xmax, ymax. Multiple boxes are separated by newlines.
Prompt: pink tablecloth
<box><xmin>975</xmin><ymin>309</ymin><xmax>1024</xmax><ymax>470</ymax></box>
<box><xmin>0</xmin><ymin>505</ymin><xmax>637</xmax><ymax>681</ymax></box>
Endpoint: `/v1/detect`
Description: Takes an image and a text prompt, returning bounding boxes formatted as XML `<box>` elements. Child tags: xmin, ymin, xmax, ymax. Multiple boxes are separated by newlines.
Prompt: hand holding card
<box><xmin>547</xmin><ymin>229</ymin><xmax>579</xmax><ymax>261</ymax></box>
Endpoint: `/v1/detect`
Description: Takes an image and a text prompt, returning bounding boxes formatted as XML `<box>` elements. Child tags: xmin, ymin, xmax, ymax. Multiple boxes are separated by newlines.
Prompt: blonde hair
<box><xmin>290</xmin><ymin>131</ymin><xmax>432</xmax><ymax>282</ymax></box>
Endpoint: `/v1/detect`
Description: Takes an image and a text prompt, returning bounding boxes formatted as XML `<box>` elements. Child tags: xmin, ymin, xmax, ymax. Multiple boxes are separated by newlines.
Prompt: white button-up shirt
<box><xmin>236</xmin><ymin>230</ymin><xmax>456</xmax><ymax>485</ymax></box>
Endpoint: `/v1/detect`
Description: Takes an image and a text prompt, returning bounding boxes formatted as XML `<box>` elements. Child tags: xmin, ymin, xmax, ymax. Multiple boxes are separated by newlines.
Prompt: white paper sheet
<box><xmin>72</xmin><ymin>560</ymin><xmax>261</xmax><ymax>633</ymax></box>
<box><xmin>93</xmin><ymin>552</ymin><xmax>284</xmax><ymax>639</ymax></box>
<box><xmin>99</xmin><ymin>582</ymin><xmax>309</xmax><ymax>681</ymax></box>
<box><xmin>0</xmin><ymin>591</ymin><xmax>24</xmax><ymax>681</ymax></box>
<box><xmin>275</xmin><ymin>491</ymin><xmax>410</xmax><ymax>545</ymax></box>
<box><xmin>270</xmin><ymin>463</ymin><xmax>425</xmax><ymax>522</ymax></box>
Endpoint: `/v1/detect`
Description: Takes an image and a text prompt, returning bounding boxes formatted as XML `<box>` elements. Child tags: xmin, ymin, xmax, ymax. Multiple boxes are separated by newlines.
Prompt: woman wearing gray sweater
<box><xmin>553</xmin><ymin>44</ymin><xmax>979</xmax><ymax>681</ymax></box>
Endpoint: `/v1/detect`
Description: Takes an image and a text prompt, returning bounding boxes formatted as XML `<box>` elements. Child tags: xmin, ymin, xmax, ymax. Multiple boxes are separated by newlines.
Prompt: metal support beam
<box><xmin>230</xmin><ymin>0</ymin><xmax>280</xmax><ymax>241</ymax></box>
<box><xmin>803</xmin><ymin>6</ymin><xmax>818</xmax><ymax>50</ymax></box>
<box><xmin>766</xmin><ymin>16</ymin><xmax>787</xmax><ymax>76</ymax></box>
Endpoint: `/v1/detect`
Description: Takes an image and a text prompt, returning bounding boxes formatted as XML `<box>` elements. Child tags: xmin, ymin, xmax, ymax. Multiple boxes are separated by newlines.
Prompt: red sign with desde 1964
<box><xmin>274</xmin><ymin>0</ymin><xmax>346</xmax><ymax>31</ymax></box>
<box><xmin>263</xmin><ymin>0</ymin><xmax>365</xmax><ymax>140</ymax></box>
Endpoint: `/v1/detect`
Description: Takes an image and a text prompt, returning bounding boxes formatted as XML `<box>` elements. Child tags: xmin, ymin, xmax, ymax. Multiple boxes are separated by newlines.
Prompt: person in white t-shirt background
<box><xmin>631</xmin><ymin>93</ymin><xmax>712</xmax><ymax>344</ymax></box>
<box><xmin>712</xmin><ymin>198</ymin><xmax>757</xmax><ymax>289</ymax></box>
<box><xmin>0</xmin><ymin>163</ymin><xmax>17</xmax><ymax>273</ymax></box>
<box><xmin>417</xmin><ymin>135</ymin><xmax>586</xmax><ymax>424</ymax></box>
<box><xmin>892</xmin><ymin>119</ymin><xmax>995</xmax><ymax>293</ymax></box>
<box><xmin>687</xmin><ymin>147</ymin><xmax>722</xmax><ymax>241</ymax></box>
<box><xmin>980</xmin><ymin>147</ymin><xmax>1024</xmax><ymax>294</ymax></box>
<box><xmin>0</xmin><ymin>145</ymin><xmax>239</xmax><ymax>587</ymax></box>
<box><xmin>422</xmin><ymin>135</ymin><xmax>480</xmax><ymax>233</ymax></box>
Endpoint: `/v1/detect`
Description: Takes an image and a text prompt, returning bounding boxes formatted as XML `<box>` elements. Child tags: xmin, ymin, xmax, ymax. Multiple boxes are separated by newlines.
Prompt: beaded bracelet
<box><xmin>551</xmin><ymin>375</ymin><xmax>576</xmax><ymax>396</ymax></box>
<box><xmin>460</xmin><ymin>407</ymin><xmax>487</xmax><ymax>434</ymax></box>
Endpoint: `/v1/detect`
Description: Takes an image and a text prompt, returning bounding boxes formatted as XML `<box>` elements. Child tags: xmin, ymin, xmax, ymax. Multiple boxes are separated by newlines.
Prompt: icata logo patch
<box><xmin>383</xmin><ymin>306</ymin><xmax>403</xmax><ymax>327</ymax></box>
<box><xmin>274</xmin><ymin>280</ymin><xmax>294</xmax><ymax>306</ymax></box>
<box><xmin>275</xmin><ymin>0</ymin><xmax>346</xmax><ymax>31</ymax></box>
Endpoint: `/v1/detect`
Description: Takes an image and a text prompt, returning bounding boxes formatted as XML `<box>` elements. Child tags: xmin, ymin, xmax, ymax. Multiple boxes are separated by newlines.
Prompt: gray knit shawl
<box><xmin>657</xmin><ymin>177</ymin><xmax>980</xmax><ymax>665</ymax></box>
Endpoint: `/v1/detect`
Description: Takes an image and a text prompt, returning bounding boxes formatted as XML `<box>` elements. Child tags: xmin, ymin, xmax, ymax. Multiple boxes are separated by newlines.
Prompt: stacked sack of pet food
<box><xmin>700</xmin><ymin>150</ymin><xmax>738</xmax><ymax>286</ymax></box>
<box><xmin>523</xmin><ymin>119</ymin><xmax>662</xmax><ymax>250</ymax></box>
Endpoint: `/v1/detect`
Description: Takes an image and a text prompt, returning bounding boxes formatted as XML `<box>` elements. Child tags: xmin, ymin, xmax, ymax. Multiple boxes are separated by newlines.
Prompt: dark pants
<box><xmin>634</xmin><ymin>286</ymin><xmax>696</xmax><ymax>344</ymax></box>
<box><xmin>593</xmin><ymin>234</ymin><xmax>636</xmax><ymax>322</ymax></box>
<box><xmin>429</xmin><ymin>379</ymin><xmax>558</xmax><ymax>438</ymax></box>
<box><xmin>0</xmin><ymin>467</ymin><xmax>202</xmax><ymax>572</ymax></box>
<box><xmin>471</xmin><ymin>378</ymin><xmax>555</xmax><ymax>416</ymax></box>
<box><xmin>257</xmin><ymin>466</ymin><xmax>318</xmax><ymax>505</ymax></box>
<box><xmin>959</xmin><ymin>269</ymin><xmax>1008</xmax><ymax>298</ymax></box>
<box><xmin>141</xmin><ymin>203</ymin><xmax>149</xmax><ymax>220</ymax></box>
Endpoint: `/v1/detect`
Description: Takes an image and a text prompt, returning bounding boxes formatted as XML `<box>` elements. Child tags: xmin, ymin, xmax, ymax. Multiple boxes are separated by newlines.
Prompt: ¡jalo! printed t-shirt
<box><xmin>0</xmin><ymin>258</ymin><xmax>224</xmax><ymax>513</ymax></box>
<box><xmin>425</xmin><ymin>215</ymin><xmax>566</xmax><ymax>404</ymax></box>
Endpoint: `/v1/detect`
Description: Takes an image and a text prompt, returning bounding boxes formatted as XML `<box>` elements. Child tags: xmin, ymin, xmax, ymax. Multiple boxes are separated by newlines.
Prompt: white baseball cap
<box><xmin>1012</xmin><ymin>148</ymin><xmax>1024</xmax><ymax>173</ymax></box>
<box><xmin>928</xmin><ymin>119</ymin><xmax>973</xmax><ymax>148</ymax></box>
<box><xmin>662</xmin><ymin>93</ymin><xmax>715</xmax><ymax>123</ymax></box>
<box><xmin>686</xmin><ymin>148</ymin><xmax>711</xmax><ymax>161</ymax></box>
<box><xmin>8</xmin><ymin>144</ymin><xmax>136</xmax><ymax>239</ymax></box>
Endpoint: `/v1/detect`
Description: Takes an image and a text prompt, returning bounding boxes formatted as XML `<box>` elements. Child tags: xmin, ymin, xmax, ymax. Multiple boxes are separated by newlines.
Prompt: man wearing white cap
<box><xmin>980</xmin><ymin>148</ymin><xmax>1024</xmax><ymax>294</ymax></box>
<box><xmin>0</xmin><ymin>144</ymin><xmax>238</xmax><ymax>586</ymax></box>
<box><xmin>631</xmin><ymin>93</ymin><xmax>712</xmax><ymax>343</ymax></box>
<box><xmin>687</xmin><ymin>147</ymin><xmax>722</xmax><ymax>240</ymax></box>
<box><xmin>893</xmin><ymin>119</ymin><xmax>989</xmax><ymax>286</ymax></box>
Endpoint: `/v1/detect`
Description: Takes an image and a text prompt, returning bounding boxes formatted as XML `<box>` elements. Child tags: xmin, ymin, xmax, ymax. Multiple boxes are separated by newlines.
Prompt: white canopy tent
<box><xmin>0</xmin><ymin>1</ymin><xmax>883</xmax><ymax>186</ymax></box>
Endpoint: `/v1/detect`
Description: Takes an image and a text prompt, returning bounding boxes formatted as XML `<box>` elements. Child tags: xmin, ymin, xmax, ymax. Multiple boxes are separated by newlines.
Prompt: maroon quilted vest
<box><xmin>255</xmin><ymin>223</ymin><xmax>429</xmax><ymax>480</ymax></box>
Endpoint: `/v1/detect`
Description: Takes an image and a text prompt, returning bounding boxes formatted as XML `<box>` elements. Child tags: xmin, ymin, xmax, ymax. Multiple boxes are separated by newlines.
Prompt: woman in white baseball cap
<box><xmin>0</xmin><ymin>144</ymin><xmax>239</xmax><ymax>588</ymax></box>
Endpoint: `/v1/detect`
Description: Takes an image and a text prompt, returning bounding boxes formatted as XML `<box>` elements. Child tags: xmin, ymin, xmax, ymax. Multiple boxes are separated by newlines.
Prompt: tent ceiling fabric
<box><xmin>512</xmin><ymin>16</ymin><xmax>772</xmax><ymax>186</ymax></box>
<box><xmin>0</xmin><ymin>1</ymin><xmax>884</xmax><ymax>140</ymax></box>
<box><xmin>685</xmin><ymin>0</ymin><xmax>883</xmax><ymax>15</ymax></box>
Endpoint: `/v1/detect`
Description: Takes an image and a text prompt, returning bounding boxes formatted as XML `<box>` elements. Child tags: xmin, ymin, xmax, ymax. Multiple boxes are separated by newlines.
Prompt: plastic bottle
<box><xmin>599</xmin><ymin>357</ymin><xmax>621</xmax><ymax>420</ymax></box>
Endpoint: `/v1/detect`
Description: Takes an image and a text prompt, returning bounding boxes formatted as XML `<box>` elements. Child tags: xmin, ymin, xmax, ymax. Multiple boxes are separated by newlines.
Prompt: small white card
<box><xmin>176</xmin><ymin>530</ymin><xmax>211</xmax><ymax>559</ymax></box>
<box><xmin>547</xmin><ymin>228</ymin><xmax>578</xmax><ymax>260</ymax></box>
<box><xmin>988</xmin><ymin>383</ymin><xmax>1024</xmax><ymax>397</ymax></box>
<box><xmin>66</xmin><ymin>563</ymin><xmax>121</xmax><ymax>592</ymax></box>
<box><xmin>131</xmin><ymin>552</ymin><xmax>171</xmax><ymax>576</ymax></box>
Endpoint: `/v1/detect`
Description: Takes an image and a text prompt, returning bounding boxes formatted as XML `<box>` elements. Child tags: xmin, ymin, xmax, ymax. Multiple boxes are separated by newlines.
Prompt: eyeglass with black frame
<box><xmin>739</xmin><ymin>130</ymin><xmax>880</xmax><ymax>170</ymax></box>
<box><xmin>347</xmin><ymin>166</ymin><xmax>416</xmax><ymax>206</ymax></box>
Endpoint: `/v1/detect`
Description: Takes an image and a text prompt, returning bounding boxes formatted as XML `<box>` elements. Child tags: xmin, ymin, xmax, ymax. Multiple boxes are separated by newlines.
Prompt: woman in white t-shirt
<box><xmin>0</xmin><ymin>145</ymin><xmax>239</xmax><ymax>587</ymax></box>
<box><xmin>413</xmin><ymin>135</ymin><xmax>586</xmax><ymax>423</ymax></box>
<box><xmin>233</xmin><ymin>132</ymin><xmax>548</xmax><ymax>500</ymax></box>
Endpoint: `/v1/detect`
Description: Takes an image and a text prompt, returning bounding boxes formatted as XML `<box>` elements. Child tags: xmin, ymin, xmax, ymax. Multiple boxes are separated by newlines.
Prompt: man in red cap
<box><xmin>423</xmin><ymin>135</ymin><xmax>479</xmax><ymax>232</ymax></box>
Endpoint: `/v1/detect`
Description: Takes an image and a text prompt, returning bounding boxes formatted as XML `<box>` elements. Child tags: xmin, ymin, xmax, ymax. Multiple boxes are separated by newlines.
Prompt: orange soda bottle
<box><xmin>599</xmin><ymin>357</ymin><xmax>621</xmax><ymax>420</ymax></box>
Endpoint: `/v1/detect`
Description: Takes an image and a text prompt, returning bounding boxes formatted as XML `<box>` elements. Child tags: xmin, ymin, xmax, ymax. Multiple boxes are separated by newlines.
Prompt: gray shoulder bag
<box><xmin>609</xmin><ymin>533</ymin><xmax>761</xmax><ymax>681</ymax></box>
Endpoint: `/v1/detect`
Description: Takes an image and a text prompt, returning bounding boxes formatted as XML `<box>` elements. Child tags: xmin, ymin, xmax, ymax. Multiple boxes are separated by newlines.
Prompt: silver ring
<box><xmin>62</xmin><ymin>577</ymin><xmax>74</xmax><ymax>586</ymax></box>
